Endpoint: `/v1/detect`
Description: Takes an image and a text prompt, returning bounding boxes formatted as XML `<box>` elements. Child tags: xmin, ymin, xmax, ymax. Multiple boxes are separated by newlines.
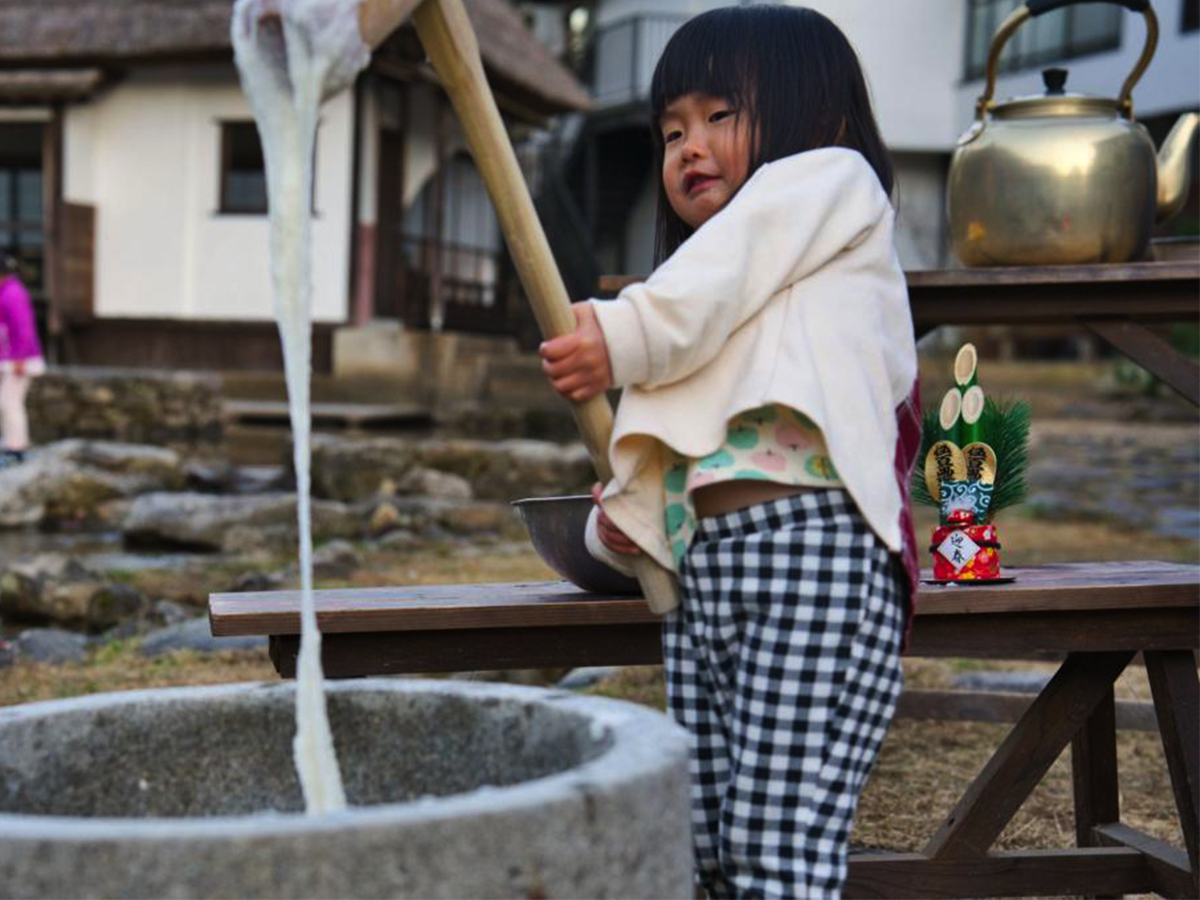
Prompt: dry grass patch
<box><xmin>0</xmin><ymin>643</ymin><xmax>276</xmax><ymax>708</ymax></box>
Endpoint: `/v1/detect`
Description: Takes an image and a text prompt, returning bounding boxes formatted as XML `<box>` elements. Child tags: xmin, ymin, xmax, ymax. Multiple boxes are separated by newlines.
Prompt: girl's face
<box><xmin>660</xmin><ymin>92</ymin><xmax>752</xmax><ymax>230</ymax></box>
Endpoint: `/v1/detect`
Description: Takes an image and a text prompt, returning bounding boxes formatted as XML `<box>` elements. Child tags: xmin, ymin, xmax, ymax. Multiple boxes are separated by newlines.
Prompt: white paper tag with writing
<box><xmin>938</xmin><ymin>530</ymin><xmax>980</xmax><ymax>572</ymax></box>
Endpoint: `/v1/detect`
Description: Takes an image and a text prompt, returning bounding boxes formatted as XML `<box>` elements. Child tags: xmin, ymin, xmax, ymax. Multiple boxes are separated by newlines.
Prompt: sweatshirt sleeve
<box><xmin>591</xmin><ymin>148</ymin><xmax>890</xmax><ymax>389</ymax></box>
<box><xmin>583</xmin><ymin>504</ymin><xmax>639</xmax><ymax>577</ymax></box>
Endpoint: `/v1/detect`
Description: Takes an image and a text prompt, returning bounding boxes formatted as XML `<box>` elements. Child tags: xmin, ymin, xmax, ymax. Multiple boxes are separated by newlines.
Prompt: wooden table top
<box><xmin>209</xmin><ymin>560</ymin><xmax>1199</xmax><ymax>638</ymax></box>
<box><xmin>597</xmin><ymin>260</ymin><xmax>1200</xmax><ymax>326</ymax></box>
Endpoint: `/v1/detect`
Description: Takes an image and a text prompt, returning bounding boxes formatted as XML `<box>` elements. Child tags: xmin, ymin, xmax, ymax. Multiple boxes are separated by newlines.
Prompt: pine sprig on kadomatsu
<box><xmin>910</xmin><ymin>397</ymin><xmax>1031</xmax><ymax>519</ymax></box>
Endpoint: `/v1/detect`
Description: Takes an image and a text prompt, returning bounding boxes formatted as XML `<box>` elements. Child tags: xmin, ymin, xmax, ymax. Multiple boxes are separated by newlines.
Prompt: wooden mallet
<box><xmin>357</xmin><ymin>0</ymin><xmax>679</xmax><ymax>612</ymax></box>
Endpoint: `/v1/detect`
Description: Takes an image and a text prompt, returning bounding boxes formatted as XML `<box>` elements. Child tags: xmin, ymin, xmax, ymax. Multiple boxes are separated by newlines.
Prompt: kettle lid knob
<box><xmin>1042</xmin><ymin>67</ymin><xmax>1069</xmax><ymax>95</ymax></box>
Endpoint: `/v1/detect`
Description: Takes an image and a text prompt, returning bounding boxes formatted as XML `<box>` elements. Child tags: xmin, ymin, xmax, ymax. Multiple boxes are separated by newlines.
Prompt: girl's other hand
<box><xmin>539</xmin><ymin>302</ymin><xmax>613</xmax><ymax>403</ymax></box>
<box><xmin>592</xmin><ymin>482</ymin><xmax>642</xmax><ymax>556</ymax></box>
<box><xmin>12</xmin><ymin>360</ymin><xmax>24</xmax><ymax>377</ymax></box>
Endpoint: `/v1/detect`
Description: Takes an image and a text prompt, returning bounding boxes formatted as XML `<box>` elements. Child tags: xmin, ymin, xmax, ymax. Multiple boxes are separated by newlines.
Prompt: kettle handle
<box><xmin>975</xmin><ymin>0</ymin><xmax>1159</xmax><ymax>120</ymax></box>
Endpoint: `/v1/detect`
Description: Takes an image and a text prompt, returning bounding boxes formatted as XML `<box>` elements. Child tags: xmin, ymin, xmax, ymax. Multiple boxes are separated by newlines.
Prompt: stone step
<box><xmin>223</xmin><ymin>400</ymin><xmax>432</xmax><ymax>430</ymax></box>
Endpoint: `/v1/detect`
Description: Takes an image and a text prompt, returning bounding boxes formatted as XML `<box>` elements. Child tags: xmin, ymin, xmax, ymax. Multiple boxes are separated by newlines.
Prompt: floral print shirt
<box><xmin>662</xmin><ymin>404</ymin><xmax>844</xmax><ymax>565</ymax></box>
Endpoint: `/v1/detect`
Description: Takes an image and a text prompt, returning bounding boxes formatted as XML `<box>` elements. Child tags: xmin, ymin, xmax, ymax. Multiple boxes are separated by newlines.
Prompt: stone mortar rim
<box><xmin>0</xmin><ymin>677</ymin><xmax>688</xmax><ymax>841</ymax></box>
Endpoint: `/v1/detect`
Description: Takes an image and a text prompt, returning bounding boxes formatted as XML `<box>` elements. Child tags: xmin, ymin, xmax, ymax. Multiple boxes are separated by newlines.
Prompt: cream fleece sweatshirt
<box><xmin>584</xmin><ymin>148</ymin><xmax>918</xmax><ymax>597</ymax></box>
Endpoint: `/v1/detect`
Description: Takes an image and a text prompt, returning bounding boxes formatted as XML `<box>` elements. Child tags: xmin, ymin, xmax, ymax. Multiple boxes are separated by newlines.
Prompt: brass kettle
<box><xmin>947</xmin><ymin>0</ymin><xmax>1198</xmax><ymax>267</ymax></box>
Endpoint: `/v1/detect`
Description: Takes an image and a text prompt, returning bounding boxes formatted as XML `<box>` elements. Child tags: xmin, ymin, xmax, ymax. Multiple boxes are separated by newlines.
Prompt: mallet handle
<box><xmin>413</xmin><ymin>0</ymin><xmax>678</xmax><ymax>612</ymax></box>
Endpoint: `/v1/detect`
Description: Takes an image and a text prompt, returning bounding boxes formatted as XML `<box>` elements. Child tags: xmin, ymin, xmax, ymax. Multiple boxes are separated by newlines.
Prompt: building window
<box><xmin>964</xmin><ymin>0</ymin><xmax>1122</xmax><ymax>81</ymax></box>
<box><xmin>0</xmin><ymin>122</ymin><xmax>44</xmax><ymax>291</ymax></box>
<box><xmin>219</xmin><ymin>121</ymin><xmax>267</xmax><ymax>213</ymax></box>
<box><xmin>1184</xmin><ymin>0</ymin><xmax>1199</xmax><ymax>33</ymax></box>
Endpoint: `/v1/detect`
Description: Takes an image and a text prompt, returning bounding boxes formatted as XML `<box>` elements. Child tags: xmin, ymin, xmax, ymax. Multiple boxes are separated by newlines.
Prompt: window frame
<box><xmin>217</xmin><ymin>120</ymin><xmax>269</xmax><ymax>215</ymax></box>
<box><xmin>963</xmin><ymin>0</ymin><xmax>1124</xmax><ymax>82</ymax></box>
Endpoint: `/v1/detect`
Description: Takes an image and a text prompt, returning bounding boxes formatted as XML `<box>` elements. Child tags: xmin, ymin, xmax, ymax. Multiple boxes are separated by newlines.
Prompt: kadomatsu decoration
<box><xmin>913</xmin><ymin>343</ymin><xmax>1031</xmax><ymax>582</ymax></box>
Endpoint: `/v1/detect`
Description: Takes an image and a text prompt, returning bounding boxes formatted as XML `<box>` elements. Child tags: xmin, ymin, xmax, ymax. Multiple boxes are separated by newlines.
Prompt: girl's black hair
<box><xmin>649</xmin><ymin>5</ymin><xmax>894</xmax><ymax>264</ymax></box>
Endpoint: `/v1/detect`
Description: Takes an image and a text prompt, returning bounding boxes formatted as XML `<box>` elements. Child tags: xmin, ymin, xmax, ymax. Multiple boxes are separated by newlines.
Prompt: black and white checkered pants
<box><xmin>663</xmin><ymin>489</ymin><xmax>906</xmax><ymax>900</ymax></box>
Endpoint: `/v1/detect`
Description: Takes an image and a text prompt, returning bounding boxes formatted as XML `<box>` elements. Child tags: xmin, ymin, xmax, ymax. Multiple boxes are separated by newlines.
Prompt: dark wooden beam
<box><xmin>1082</xmin><ymin>317</ymin><xmax>1200</xmax><ymax>406</ymax></box>
<box><xmin>270</xmin><ymin>622</ymin><xmax>664</xmax><ymax>678</ymax></box>
<box><xmin>1145</xmin><ymin>649</ymin><xmax>1200</xmax><ymax>892</ymax></box>
<box><xmin>923</xmin><ymin>651</ymin><xmax>1134</xmax><ymax>860</ymax></box>
<box><xmin>1071</xmin><ymin>687</ymin><xmax>1120</xmax><ymax>862</ymax></box>
<box><xmin>844</xmin><ymin>847</ymin><xmax>1150</xmax><ymax>899</ymax></box>
<box><xmin>897</xmin><ymin>688</ymin><xmax>1157</xmax><ymax>731</ymax></box>
<box><xmin>1095</xmin><ymin>822</ymin><xmax>1195</xmax><ymax>898</ymax></box>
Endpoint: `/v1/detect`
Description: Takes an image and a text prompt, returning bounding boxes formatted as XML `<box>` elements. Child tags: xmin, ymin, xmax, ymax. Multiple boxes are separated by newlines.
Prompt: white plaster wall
<box><xmin>798</xmin><ymin>0</ymin><xmax>965</xmax><ymax>152</ymax></box>
<box><xmin>62</xmin><ymin>103</ymin><xmax>97</xmax><ymax>201</ymax></box>
<box><xmin>61</xmin><ymin>64</ymin><xmax>354</xmax><ymax>323</ymax></box>
<box><xmin>893</xmin><ymin>152</ymin><xmax>952</xmax><ymax>270</ymax></box>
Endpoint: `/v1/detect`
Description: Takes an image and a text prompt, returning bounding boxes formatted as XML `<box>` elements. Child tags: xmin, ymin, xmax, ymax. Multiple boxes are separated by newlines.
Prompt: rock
<box><xmin>395</xmin><ymin>467</ymin><xmax>473</xmax><ymax>500</ymax></box>
<box><xmin>0</xmin><ymin>555</ymin><xmax>100</xmax><ymax>623</ymax></box>
<box><xmin>14</xmin><ymin>628</ymin><xmax>88</xmax><ymax>664</ymax></box>
<box><xmin>435</xmin><ymin>501</ymin><xmax>515</xmax><ymax>536</ymax></box>
<box><xmin>376</xmin><ymin>528</ymin><xmax>421</xmax><ymax>550</ymax></box>
<box><xmin>0</xmin><ymin>440</ymin><xmax>185</xmax><ymax>527</ymax></box>
<box><xmin>85</xmin><ymin>584</ymin><xmax>149</xmax><ymax>631</ymax></box>
<box><xmin>368</xmin><ymin>501</ymin><xmax>402</xmax><ymax>536</ymax></box>
<box><xmin>312</xmin><ymin>540</ymin><xmax>361</xmax><ymax>579</ymax></box>
<box><xmin>150</xmin><ymin>599</ymin><xmax>195</xmax><ymax>627</ymax></box>
<box><xmin>227</xmin><ymin>570</ymin><xmax>287</xmax><ymax>593</ymax></box>
<box><xmin>183</xmin><ymin>459</ymin><xmax>236</xmax><ymax>493</ymax></box>
<box><xmin>953</xmin><ymin>670</ymin><xmax>1052</xmax><ymax>694</ymax></box>
<box><xmin>393</xmin><ymin>497</ymin><xmax>520</xmax><ymax>537</ymax></box>
<box><xmin>232</xmin><ymin>465</ymin><xmax>288</xmax><ymax>495</ymax></box>
<box><xmin>557</xmin><ymin>666</ymin><xmax>620</xmax><ymax>690</ymax></box>
<box><xmin>0</xmin><ymin>554</ymin><xmax>149</xmax><ymax>632</ymax></box>
<box><xmin>29</xmin><ymin>368</ymin><xmax>223</xmax><ymax>446</ymax></box>
<box><xmin>139</xmin><ymin>617</ymin><xmax>266</xmax><ymax>656</ymax></box>
<box><xmin>311</xmin><ymin>435</ymin><xmax>593</xmax><ymax>504</ymax></box>
<box><xmin>122</xmin><ymin>492</ymin><xmax>361</xmax><ymax>551</ymax></box>
<box><xmin>221</xmin><ymin>524</ymin><xmax>300</xmax><ymax>557</ymax></box>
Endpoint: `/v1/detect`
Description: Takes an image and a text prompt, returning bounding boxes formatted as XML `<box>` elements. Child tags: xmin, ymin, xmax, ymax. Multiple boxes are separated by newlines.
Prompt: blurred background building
<box><xmin>0</xmin><ymin>0</ymin><xmax>1195</xmax><ymax>374</ymax></box>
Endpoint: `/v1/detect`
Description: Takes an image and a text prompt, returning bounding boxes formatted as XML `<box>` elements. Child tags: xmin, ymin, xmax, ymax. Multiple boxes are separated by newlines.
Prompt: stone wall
<box><xmin>29</xmin><ymin>368</ymin><xmax>223</xmax><ymax>446</ymax></box>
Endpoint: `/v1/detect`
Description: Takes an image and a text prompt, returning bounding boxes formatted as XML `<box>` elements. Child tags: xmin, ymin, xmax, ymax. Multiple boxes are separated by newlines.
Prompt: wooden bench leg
<box><xmin>923</xmin><ymin>651</ymin><xmax>1134</xmax><ymax>861</ymax></box>
<box><xmin>1144</xmin><ymin>649</ymin><xmax>1199</xmax><ymax>896</ymax></box>
<box><xmin>1072</xmin><ymin>686</ymin><xmax>1121</xmax><ymax>899</ymax></box>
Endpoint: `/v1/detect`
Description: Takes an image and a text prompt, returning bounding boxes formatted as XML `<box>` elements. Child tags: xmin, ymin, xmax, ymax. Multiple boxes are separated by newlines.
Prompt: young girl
<box><xmin>540</xmin><ymin>7</ymin><xmax>921</xmax><ymax>898</ymax></box>
<box><xmin>0</xmin><ymin>254</ymin><xmax>45</xmax><ymax>467</ymax></box>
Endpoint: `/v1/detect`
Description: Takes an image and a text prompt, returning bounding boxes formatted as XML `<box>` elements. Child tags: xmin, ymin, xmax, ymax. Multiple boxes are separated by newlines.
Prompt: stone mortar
<box><xmin>0</xmin><ymin>679</ymin><xmax>692</xmax><ymax>899</ymax></box>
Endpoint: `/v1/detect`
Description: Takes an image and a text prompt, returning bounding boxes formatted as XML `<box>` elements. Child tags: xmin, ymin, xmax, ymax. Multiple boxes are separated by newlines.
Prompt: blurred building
<box><xmin>0</xmin><ymin>0</ymin><xmax>588</xmax><ymax>371</ymax></box>
<box><xmin>0</xmin><ymin>0</ymin><xmax>1195</xmax><ymax>375</ymax></box>
<box><xmin>521</xmin><ymin>0</ymin><xmax>1199</xmax><ymax>281</ymax></box>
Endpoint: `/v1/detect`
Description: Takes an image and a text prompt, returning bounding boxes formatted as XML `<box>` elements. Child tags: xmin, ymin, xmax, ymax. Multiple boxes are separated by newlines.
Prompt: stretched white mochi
<box><xmin>231</xmin><ymin>0</ymin><xmax>369</xmax><ymax>816</ymax></box>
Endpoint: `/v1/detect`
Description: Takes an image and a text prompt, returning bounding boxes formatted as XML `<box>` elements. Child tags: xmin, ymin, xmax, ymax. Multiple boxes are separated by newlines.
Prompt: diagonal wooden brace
<box><xmin>923</xmin><ymin>650</ymin><xmax>1135</xmax><ymax>861</ymax></box>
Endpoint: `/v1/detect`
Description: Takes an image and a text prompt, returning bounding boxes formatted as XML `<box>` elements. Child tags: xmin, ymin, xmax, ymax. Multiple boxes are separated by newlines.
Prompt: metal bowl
<box><xmin>512</xmin><ymin>495</ymin><xmax>641</xmax><ymax>595</ymax></box>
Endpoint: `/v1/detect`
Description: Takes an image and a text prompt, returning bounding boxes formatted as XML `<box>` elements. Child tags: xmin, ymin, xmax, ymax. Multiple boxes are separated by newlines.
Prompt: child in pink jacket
<box><xmin>0</xmin><ymin>255</ymin><xmax>45</xmax><ymax>465</ymax></box>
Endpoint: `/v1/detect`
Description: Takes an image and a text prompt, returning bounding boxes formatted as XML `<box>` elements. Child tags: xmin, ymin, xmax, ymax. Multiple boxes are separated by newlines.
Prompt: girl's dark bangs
<box><xmin>650</xmin><ymin>13</ymin><xmax>750</xmax><ymax>120</ymax></box>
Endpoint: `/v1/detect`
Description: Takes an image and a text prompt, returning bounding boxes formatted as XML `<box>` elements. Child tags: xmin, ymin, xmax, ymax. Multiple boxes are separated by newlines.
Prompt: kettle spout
<box><xmin>1156</xmin><ymin>112</ymin><xmax>1199</xmax><ymax>223</ymax></box>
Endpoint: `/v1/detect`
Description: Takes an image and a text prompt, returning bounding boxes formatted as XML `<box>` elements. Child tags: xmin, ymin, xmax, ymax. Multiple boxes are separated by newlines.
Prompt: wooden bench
<box><xmin>210</xmin><ymin>560</ymin><xmax>1199</xmax><ymax>898</ymax></box>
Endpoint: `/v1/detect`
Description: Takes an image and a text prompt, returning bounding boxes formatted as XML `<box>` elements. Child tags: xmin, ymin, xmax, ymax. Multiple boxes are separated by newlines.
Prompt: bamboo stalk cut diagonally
<box><xmin>960</xmin><ymin>384</ymin><xmax>985</xmax><ymax>446</ymax></box>
<box><xmin>939</xmin><ymin>387</ymin><xmax>962</xmax><ymax>445</ymax></box>
<box><xmin>954</xmin><ymin>342</ymin><xmax>978</xmax><ymax>389</ymax></box>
